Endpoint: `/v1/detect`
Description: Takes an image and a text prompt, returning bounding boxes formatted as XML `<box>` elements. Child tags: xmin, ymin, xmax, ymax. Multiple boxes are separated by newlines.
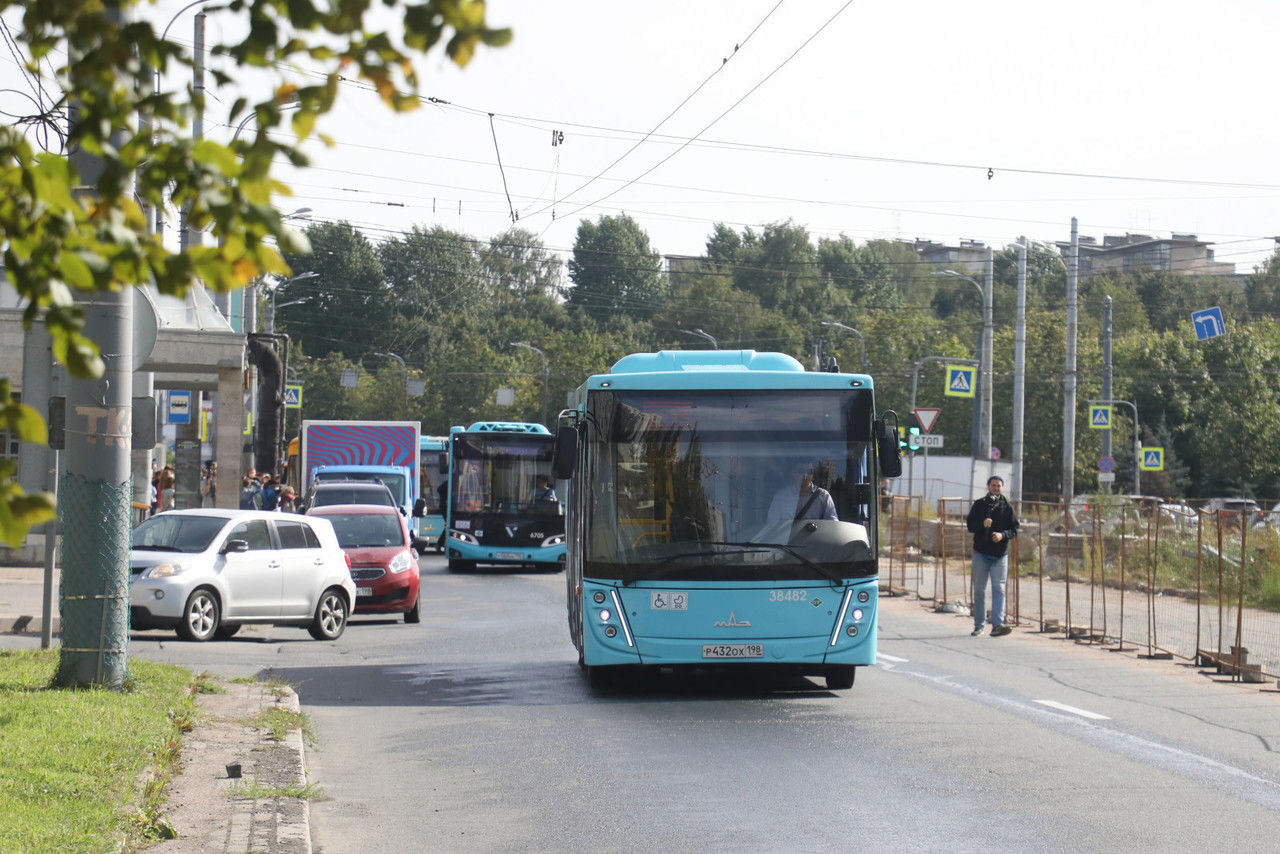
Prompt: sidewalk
<box><xmin>0</xmin><ymin>566</ymin><xmax>314</xmax><ymax>853</ymax></box>
<box><xmin>0</xmin><ymin>566</ymin><xmax>58</xmax><ymax>635</ymax></box>
<box><xmin>160</xmin><ymin>680</ymin><xmax>313</xmax><ymax>854</ymax></box>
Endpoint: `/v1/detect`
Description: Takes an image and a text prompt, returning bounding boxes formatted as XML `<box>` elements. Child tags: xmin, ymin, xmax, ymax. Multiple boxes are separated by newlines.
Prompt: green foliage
<box><xmin>566</xmin><ymin>214</ymin><xmax>665</xmax><ymax>322</ymax></box>
<box><xmin>0</xmin><ymin>0</ymin><xmax>508</xmax><ymax>543</ymax></box>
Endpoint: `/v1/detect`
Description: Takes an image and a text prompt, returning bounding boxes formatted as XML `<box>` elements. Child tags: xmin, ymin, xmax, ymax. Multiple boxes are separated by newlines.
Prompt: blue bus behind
<box><xmin>417</xmin><ymin>435</ymin><xmax>449</xmax><ymax>552</ymax></box>
<box><xmin>443</xmin><ymin>422</ymin><xmax>566</xmax><ymax>572</ymax></box>
<box><xmin>554</xmin><ymin>350</ymin><xmax>902</xmax><ymax>690</ymax></box>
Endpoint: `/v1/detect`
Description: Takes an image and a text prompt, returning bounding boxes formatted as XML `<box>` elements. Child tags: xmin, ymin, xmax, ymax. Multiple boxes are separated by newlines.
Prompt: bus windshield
<box><xmin>452</xmin><ymin>434</ymin><xmax>557</xmax><ymax>516</ymax></box>
<box><xmin>583</xmin><ymin>388</ymin><xmax>876</xmax><ymax>582</ymax></box>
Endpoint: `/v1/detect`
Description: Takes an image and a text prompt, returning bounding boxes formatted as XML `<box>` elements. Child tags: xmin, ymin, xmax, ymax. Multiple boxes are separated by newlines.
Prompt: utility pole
<box><xmin>982</xmin><ymin>247</ymin><xmax>994</xmax><ymax>460</ymax></box>
<box><xmin>57</xmin><ymin>6</ymin><xmax>134</xmax><ymax>688</ymax></box>
<box><xmin>1062</xmin><ymin>217</ymin><xmax>1079</xmax><ymax>515</ymax></box>
<box><xmin>1101</xmin><ymin>295</ymin><xmax>1113</xmax><ymax>470</ymax></box>
<box><xmin>1012</xmin><ymin>238</ymin><xmax>1027</xmax><ymax>503</ymax></box>
<box><xmin>173</xmin><ymin>11</ymin><xmax>206</xmax><ymax>507</ymax></box>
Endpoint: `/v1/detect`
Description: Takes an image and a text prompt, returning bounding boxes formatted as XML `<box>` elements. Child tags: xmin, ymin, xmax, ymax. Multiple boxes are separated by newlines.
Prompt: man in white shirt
<box><xmin>767</xmin><ymin>463</ymin><xmax>838</xmax><ymax>523</ymax></box>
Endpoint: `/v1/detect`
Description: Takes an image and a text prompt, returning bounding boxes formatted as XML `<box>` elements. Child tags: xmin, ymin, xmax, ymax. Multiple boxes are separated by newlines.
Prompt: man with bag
<box><xmin>966</xmin><ymin>475</ymin><xmax>1019</xmax><ymax>637</ymax></box>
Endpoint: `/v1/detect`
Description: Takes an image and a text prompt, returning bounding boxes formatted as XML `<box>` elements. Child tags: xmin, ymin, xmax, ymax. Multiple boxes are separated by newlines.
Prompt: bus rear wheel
<box><xmin>825</xmin><ymin>665</ymin><xmax>856</xmax><ymax>690</ymax></box>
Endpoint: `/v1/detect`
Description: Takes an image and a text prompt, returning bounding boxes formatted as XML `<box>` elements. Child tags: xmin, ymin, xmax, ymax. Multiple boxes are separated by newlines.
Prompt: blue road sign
<box><xmin>1089</xmin><ymin>405</ymin><xmax>1112</xmax><ymax>429</ymax></box>
<box><xmin>168</xmin><ymin>390</ymin><xmax>191</xmax><ymax>424</ymax></box>
<box><xmin>1191</xmin><ymin>307</ymin><xmax>1225</xmax><ymax>342</ymax></box>
<box><xmin>945</xmin><ymin>365</ymin><xmax>976</xmax><ymax>398</ymax></box>
<box><xmin>284</xmin><ymin>384</ymin><xmax>303</xmax><ymax>409</ymax></box>
<box><xmin>1140</xmin><ymin>447</ymin><xmax>1165</xmax><ymax>471</ymax></box>
<box><xmin>1099</xmin><ymin>456</ymin><xmax>1116</xmax><ymax>473</ymax></box>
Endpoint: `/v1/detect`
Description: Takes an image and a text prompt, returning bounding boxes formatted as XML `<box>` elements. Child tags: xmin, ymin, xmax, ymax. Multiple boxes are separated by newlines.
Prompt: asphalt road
<box><xmin>122</xmin><ymin>554</ymin><xmax>1280</xmax><ymax>853</ymax></box>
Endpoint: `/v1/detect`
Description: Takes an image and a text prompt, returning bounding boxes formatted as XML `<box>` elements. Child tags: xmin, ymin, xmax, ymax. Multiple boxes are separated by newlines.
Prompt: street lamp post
<box><xmin>679</xmin><ymin>328</ymin><xmax>718</xmax><ymax>349</ymax></box>
<box><xmin>932</xmin><ymin>264</ymin><xmax>994</xmax><ymax>460</ymax></box>
<box><xmin>263</xmin><ymin>271</ymin><xmax>317</xmax><ymax>334</ymax></box>
<box><xmin>510</xmin><ymin>342</ymin><xmax>549</xmax><ymax>426</ymax></box>
<box><xmin>373</xmin><ymin>351</ymin><xmax>408</xmax><ymax>420</ymax></box>
<box><xmin>820</xmin><ymin>321</ymin><xmax>868</xmax><ymax>372</ymax></box>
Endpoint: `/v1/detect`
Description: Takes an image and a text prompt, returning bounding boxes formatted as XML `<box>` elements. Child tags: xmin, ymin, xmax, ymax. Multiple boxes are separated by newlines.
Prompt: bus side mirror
<box><xmin>437</xmin><ymin>452</ymin><xmax>448</xmax><ymax>475</ymax></box>
<box><xmin>552</xmin><ymin>426</ymin><xmax>578</xmax><ymax>480</ymax></box>
<box><xmin>875</xmin><ymin>415</ymin><xmax>903</xmax><ymax>479</ymax></box>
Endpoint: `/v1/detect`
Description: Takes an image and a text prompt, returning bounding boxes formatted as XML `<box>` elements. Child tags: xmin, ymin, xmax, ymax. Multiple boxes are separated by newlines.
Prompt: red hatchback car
<box><xmin>308</xmin><ymin>504</ymin><xmax>421</xmax><ymax>623</ymax></box>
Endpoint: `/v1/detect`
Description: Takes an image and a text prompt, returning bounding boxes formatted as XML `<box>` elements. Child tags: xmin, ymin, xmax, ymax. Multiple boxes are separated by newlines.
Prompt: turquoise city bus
<box><xmin>553</xmin><ymin>350</ymin><xmax>902</xmax><ymax>690</ymax></box>
<box><xmin>442</xmin><ymin>422</ymin><xmax>566</xmax><ymax>572</ymax></box>
<box><xmin>417</xmin><ymin>435</ymin><xmax>449</xmax><ymax>552</ymax></box>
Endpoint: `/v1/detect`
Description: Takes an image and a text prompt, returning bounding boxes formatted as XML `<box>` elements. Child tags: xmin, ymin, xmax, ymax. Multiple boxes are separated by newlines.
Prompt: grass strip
<box><xmin>0</xmin><ymin>648</ymin><xmax>193</xmax><ymax>852</ymax></box>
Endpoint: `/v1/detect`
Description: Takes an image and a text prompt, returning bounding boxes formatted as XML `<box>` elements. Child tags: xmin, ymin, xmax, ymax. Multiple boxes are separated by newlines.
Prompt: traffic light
<box><xmin>898</xmin><ymin>412</ymin><xmax>923</xmax><ymax>451</ymax></box>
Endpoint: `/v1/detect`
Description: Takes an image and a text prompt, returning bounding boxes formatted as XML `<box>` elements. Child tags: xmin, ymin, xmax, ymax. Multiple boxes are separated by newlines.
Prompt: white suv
<box><xmin>130</xmin><ymin>509</ymin><xmax>357</xmax><ymax>642</ymax></box>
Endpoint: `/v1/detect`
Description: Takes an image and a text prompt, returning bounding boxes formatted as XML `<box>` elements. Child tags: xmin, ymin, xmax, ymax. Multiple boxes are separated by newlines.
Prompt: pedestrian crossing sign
<box><xmin>1089</xmin><ymin>405</ymin><xmax>1112</xmax><ymax>429</ymax></box>
<box><xmin>945</xmin><ymin>365</ymin><xmax>976</xmax><ymax>398</ymax></box>
<box><xmin>1139</xmin><ymin>447</ymin><xmax>1164</xmax><ymax>471</ymax></box>
<box><xmin>284</xmin><ymin>384</ymin><xmax>303</xmax><ymax>409</ymax></box>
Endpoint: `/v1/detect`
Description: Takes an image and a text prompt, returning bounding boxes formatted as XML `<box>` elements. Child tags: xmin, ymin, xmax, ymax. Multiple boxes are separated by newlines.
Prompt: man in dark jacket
<box><xmin>965</xmin><ymin>475</ymin><xmax>1019</xmax><ymax>637</ymax></box>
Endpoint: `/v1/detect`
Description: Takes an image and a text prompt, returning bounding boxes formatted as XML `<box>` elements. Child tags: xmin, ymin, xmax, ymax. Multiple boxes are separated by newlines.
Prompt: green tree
<box><xmin>279</xmin><ymin>222</ymin><xmax>389</xmax><ymax>357</ymax></box>
<box><xmin>566</xmin><ymin>214</ymin><xmax>664</xmax><ymax>323</ymax></box>
<box><xmin>817</xmin><ymin>235</ymin><xmax>900</xmax><ymax>311</ymax></box>
<box><xmin>482</xmin><ymin>227</ymin><xmax>564</xmax><ymax>302</ymax></box>
<box><xmin>0</xmin><ymin>0</ymin><xmax>509</xmax><ymax>543</ymax></box>
<box><xmin>1244</xmin><ymin>250</ymin><xmax>1280</xmax><ymax>317</ymax></box>
<box><xmin>380</xmin><ymin>225</ymin><xmax>486</xmax><ymax>325</ymax></box>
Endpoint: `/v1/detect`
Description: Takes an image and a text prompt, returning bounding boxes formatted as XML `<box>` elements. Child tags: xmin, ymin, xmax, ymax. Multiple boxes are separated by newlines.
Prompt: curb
<box><xmin>160</xmin><ymin>681</ymin><xmax>313</xmax><ymax>853</ymax></box>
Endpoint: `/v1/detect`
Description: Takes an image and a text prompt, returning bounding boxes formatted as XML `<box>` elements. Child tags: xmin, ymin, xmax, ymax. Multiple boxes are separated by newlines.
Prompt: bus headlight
<box><xmin>541</xmin><ymin>534</ymin><xmax>565</xmax><ymax>548</ymax></box>
<box><xmin>599</xmin><ymin>609</ymin><xmax>611</xmax><ymax>623</ymax></box>
<box><xmin>448</xmin><ymin>530</ymin><xmax>478</xmax><ymax>546</ymax></box>
<box><xmin>852</xmin><ymin>608</ymin><xmax>864</xmax><ymax>621</ymax></box>
<box><xmin>857</xmin><ymin>590</ymin><xmax>870</xmax><ymax>603</ymax></box>
<box><xmin>593</xmin><ymin>591</ymin><xmax>606</xmax><ymax>604</ymax></box>
<box><xmin>846</xmin><ymin>624</ymin><xmax>859</xmax><ymax>637</ymax></box>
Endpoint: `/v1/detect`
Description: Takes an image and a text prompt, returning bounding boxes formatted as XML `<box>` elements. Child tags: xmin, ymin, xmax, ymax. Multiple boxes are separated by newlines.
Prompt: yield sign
<box><xmin>912</xmin><ymin>408</ymin><xmax>941</xmax><ymax>433</ymax></box>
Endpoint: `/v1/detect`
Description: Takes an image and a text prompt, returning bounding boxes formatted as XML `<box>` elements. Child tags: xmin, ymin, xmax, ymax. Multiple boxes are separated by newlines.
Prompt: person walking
<box><xmin>966</xmin><ymin>475</ymin><xmax>1019</xmax><ymax>637</ymax></box>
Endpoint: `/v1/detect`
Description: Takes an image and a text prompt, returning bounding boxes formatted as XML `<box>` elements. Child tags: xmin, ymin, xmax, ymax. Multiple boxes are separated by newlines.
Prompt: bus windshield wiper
<box><xmin>623</xmin><ymin>540</ymin><xmax>841</xmax><ymax>585</ymax></box>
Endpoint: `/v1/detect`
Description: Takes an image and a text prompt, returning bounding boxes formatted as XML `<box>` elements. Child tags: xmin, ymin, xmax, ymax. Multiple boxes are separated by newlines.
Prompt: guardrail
<box><xmin>881</xmin><ymin>495</ymin><xmax>1279</xmax><ymax>685</ymax></box>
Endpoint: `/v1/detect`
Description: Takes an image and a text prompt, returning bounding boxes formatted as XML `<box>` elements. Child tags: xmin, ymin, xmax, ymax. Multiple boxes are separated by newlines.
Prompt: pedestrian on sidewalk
<box><xmin>966</xmin><ymin>475</ymin><xmax>1019</xmax><ymax>637</ymax></box>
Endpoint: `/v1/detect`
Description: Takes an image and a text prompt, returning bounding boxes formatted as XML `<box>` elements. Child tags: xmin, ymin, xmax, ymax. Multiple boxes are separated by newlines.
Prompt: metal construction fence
<box><xmin>881</xmin><ymin>494</ymin><xmax>1280</xmax><ymax>685</ymax></box>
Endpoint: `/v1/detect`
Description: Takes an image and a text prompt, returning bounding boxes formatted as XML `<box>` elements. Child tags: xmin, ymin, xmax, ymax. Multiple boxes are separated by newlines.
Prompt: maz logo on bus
<box><xmin>713</xmin><ymin>612</ymin><xmax>752</xmax><ymax>628</ymax></box>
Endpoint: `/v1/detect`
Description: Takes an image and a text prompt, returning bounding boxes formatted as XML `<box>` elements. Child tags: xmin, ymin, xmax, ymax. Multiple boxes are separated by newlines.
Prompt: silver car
<box><xmin>130</xmin><ymin>509</ymin><xmax>357</xmax><ymax>642</ymax></box>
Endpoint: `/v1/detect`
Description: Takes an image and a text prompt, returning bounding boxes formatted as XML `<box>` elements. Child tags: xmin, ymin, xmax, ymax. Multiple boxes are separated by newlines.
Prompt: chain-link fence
<box><xmin>881</xmin><ymin>494</ymin><xmax>1280</xmax><ymax>684</ymax></box>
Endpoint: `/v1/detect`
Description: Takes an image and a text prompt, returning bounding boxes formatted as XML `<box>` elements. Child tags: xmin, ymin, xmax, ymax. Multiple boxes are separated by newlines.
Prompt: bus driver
<box><xmin>767</xmin><ymin>462</ymin><xmax>838</xmax><ymax>523</ymax></box>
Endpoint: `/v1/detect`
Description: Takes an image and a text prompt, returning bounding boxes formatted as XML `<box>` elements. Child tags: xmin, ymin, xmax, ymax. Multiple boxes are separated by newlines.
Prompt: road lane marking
<box><xmin>876</xmin><ymin>653</ymin><xmax>908</xmax><ymax>663</ymax></box>
<box><xmin>1035</xmin><ymin>699</ymin><xmax>1110</xmax><ymax>720</ymax></box>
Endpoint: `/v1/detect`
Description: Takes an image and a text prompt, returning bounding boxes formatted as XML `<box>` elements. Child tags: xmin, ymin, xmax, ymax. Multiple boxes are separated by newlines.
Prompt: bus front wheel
<box><xmin>825</xmin><ymin>665</ymin><xmax>856</xmax><ymax>690</ymax></box>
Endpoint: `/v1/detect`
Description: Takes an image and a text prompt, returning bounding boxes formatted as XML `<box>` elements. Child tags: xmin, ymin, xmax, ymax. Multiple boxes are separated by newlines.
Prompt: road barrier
<box><xmin>882</xmin><ymin>495</ymin><xmax>1280</xmax><ymax>685</ymax></box>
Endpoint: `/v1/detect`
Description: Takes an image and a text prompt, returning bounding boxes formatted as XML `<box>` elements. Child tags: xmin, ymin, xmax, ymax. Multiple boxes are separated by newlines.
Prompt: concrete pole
<box><xmin>1012</xmin><ymin>238</ymin><xmax>1027</xmax><ymax>502</ymax></box>
<box><xmin>981</xmin><ymin>247</ymin><xmax>994</xmax><ymax>462</ymax></box>
<box><xmin>1062</xmin><ymin>217</ymin><xmax>1079</xmax><ymax>515</ymax></box>
<box><xmin>58</xmin><ymin>15</ymin><xmax>134</xmax><ymax>685</ymax></box>
<box><xmin>1101</xmin><ymin>295</ymin><xmax>1113</xmax><ymax>466</ymax></box>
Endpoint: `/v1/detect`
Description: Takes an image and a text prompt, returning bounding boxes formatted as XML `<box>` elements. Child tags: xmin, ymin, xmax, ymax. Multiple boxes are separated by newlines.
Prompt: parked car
<box><xmin>303</xmin><ymin>480</ymin><xmax>399</xmax><ymax>513</ymax></box>
<box><xmin>1204</xmin><ymin>498</ymin><xmax>1265</xmax><ymax>524</ymax></box>
<box><xmin>307</xmin><ymin>504</ymin><xmax>421</xmax><ymax>623</ymax></box>
<box><xmin>130</xmin><ymin>509</ymin><xmax>356</xmax><ymax>642</ymax></box>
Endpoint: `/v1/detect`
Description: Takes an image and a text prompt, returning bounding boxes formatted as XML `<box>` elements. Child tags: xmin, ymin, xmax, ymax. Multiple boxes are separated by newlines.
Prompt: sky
<box><xmin>7</xmin><ymin>0</ymin><xmax>1280</xmax><ymax>274</ymax></box>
